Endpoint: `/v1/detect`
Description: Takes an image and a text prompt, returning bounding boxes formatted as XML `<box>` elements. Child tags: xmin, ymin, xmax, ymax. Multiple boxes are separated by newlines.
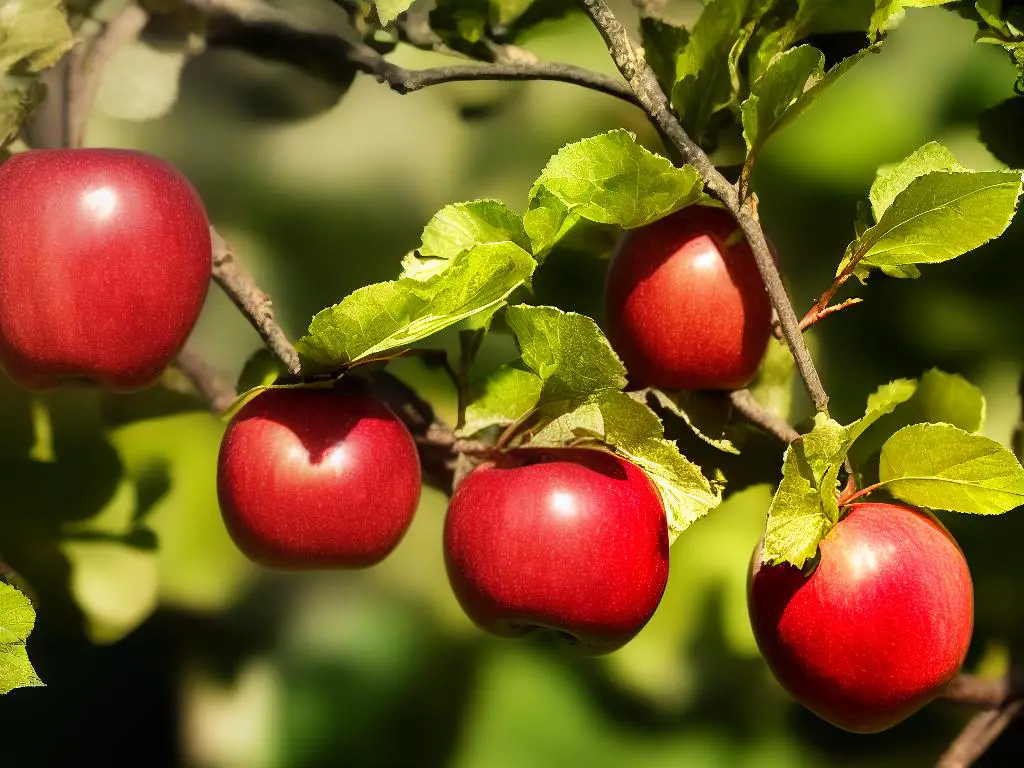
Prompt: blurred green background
<box><xmin>1</xmin><ymin>3</ymin><xmax>1023</xmax><ymax>766</ymax></box>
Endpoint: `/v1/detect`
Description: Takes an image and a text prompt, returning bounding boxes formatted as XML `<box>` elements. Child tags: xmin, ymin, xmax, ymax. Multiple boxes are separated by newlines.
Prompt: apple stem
<box><xmin>836</xmin><ymin>482</ymin><xmax>883</xmax><ymax>508</ymax></box>
<box><xmin>577</xmin><ymin>0</ymin><xmax>831</xmax><ymax>416</ymax></box>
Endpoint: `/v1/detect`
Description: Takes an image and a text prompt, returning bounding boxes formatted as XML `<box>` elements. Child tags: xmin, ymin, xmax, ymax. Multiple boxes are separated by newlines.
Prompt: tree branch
<box><xmin>937</xmin><ymin>702</ymin><xmax>1023</xmax><ymax>768</ymax></box>
<box><xmin>173</xmin><ymin>348</ymin><xmax>238</xmax><ymax>414</ymax></box>
<box><xmin>210</xmin><ymin>228</ymin><xmax>302</xmax><ymax>377</ymax></box>
<box><xmin>189</xmin><ymin>0</ymin><xmax>642</xmax><ymax>109</ymax></box>
<box><xmin>66</xmin><ymin>4</ymin><xmax>150</xmax><ymax>149</ymax></box>
<box><xmin>729</xmin><ymin>389</ymin><xmax>800</xmax><ymax>444</ymax></box>
<box><xmin>577</xmin><ymin>0</ymin><xmax>830</xmax><ymax>414</ymax></box>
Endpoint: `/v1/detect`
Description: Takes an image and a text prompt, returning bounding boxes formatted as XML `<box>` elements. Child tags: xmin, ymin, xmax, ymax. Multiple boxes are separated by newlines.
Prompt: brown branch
<box><xmin>173</xmin><ymin>348</ymin><xmax>238</xmax><ymax>414</ymax></box>
<box><xmin>944</xmin><ymin>673</ymin><xmax>1024</xmax><ymax>709</ymax></box>
<box><xmin>577</xmin><ymin>0</ymin><xmax>830</xmax><ymax>415</ymax></box>
<box><xmin>368</xmin><ymin>371</ymin><xmax>491</xmax><ymax>493</ymax></box>
<box><xmin>210</xmin><ymin>228</ymin><xmax>302</xmax><ymax>377</ymax></box>
<box><xmin>67</xmin><ymin>4</ymin><xmax>150</xmax><ymax>149</ymax></box>
<box><xmin>729</xmin><ymin>389</ymin><xmax>800</xmax><ymax>444</ymax></box>
<box><xmin>189</xmin><ymin>0</ymin><xmax>642</xmax><ymax>109</ymax></box>
<box><xmin>937</xmin><ymin>703</ymin><xmax>1023</xmax><ymax>768</ymax></box>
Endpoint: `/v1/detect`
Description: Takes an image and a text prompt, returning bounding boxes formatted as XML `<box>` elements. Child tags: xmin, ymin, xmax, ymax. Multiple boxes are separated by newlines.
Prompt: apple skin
<box><xmin>0</xmin><ymin>149</ymin><xmax>212</xmax><ymax>391</ymax></box>
<box><xmin>444</xmin><ymin>449</ymin><xmax>669</xmax><ymax>654</ymax></box>
<box><xmin>748</xmin><ymin>502</ymin><xmax>974</xmax><ymax>733</ymax></box>
<box><xmin>217</xmin><ymin>387</ymin><xmax>422</xmax><ymax>569</ymax></box>
<box><xmin>604</xmin><ymin>205</ymin><xmax>772</xmax><ymax>391</ymax></box>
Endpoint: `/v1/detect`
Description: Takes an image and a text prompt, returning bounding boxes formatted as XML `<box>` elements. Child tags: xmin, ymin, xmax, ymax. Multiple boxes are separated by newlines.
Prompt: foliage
<box><xmin>1</xmin><ymin>0</ymin><xmax>1024</xmax><ymax>764</ymax></box>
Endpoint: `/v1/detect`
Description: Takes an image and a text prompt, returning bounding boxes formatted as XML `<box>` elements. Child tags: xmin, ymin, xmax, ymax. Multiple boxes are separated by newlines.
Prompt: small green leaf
<box><xmin>404</xmin><ymin>200</ymin><xmax>530</xmax><ymax>279</ymax></box>
<box><xmin>524</xmin><ymin>130</ymin><xmax>704</xmax><ymax>255</ymax></box>
<box><xmin>850</xmin><ymin>369</ymin><xmax>986</xmax><ymax>480</ymax></box>
<box><xmin>869</xmin><ymin>141</ymin><xmax>961</xmax><ymax>220</ymax></box>
<box><xmin>505</xmin><ymin>305</ymin><xmax>627</xmax><ymax>402</ymax></box>
<box><xmin>641</xmin><ymin>14</ymin><xmax>690</xmax><ymax>94</ymax></box>
<box><xmin>763</xmin><ymin>413</ymin><xmax>848</xmax><ymax>567</ymax></box>
<box><xmin>0</xmin><ymin>76</ymin><xmax>43</xmax><ymax>148</ymax></box>
<box><xmin>645</xmin><ymin>388</ymin><xmax>740</xmax><ymax>454</ymax></box>
<box><xmin>460</xmin><ymin>305</ymin><xmax>626</xmax><ymax>436</ymax></box>
<box><xmin>742</xmin><ymin>43</ymin><xmax>879</xmax><ymax>161</ymax></box>
<box><xmin>533</xmin><ymin>390</ymin><xmax>720</xmax><ymax>541</ymax></box>
<box><xmin>848</xmin><ymin>376</ymin><xmax>918</xmax><ymax>444</ymax></box>
<box><xmin>375</xmin><ymin>0</ymin><xmax>415</xmax><ymax>26</ymax></box>
<box><xmin>879</xmin><ymin>423</ymin><xmax>1024</xmax><ymax>513</ymax></box>
<box><xmin>839</xmin><ymin>145</ymin><xmax>1024</xmax><ymax>281</ymax></box>
<box><xmin>236</xmin><ymin>348</ymin><xmax>285</xmax><ymax>393</ymax></box>
<box><xmin>95</xmin><ymin>38</ymin><xmax>188</xmax><ymax>123</ymax></box>
<box><xmin>870</xmin><ymin>1</ymin><xmax>957</xmax><ymax>39</ymax></box>
<box><xmin>0</xmin><ymin>582</ymin><xmax>43</xmax><ymax>695</ymax></box>
<box><xmin>296</xmin><ymin>242</ymin><xmax>535</xmax><ymax>370</ymax></box>
<box><xmin>461</xmin><ymin>363</ymin><xmax>542</xmax><ymax>437</ymax></box>
<box><xmin>671</xmin><ymin>0</ymin><xmax>747</xmax><ymax>142</ymax></box>
<box><xmin>0</xmin><ymin>0</ymin><xmax>74</xmax><ymax>74</ymax></box>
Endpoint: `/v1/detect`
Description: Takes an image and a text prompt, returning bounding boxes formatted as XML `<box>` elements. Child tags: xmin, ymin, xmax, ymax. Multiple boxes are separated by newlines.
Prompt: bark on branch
<box><xmin>210</xmin><ymin>228</ymin><xmax>302</xmax><ymax>377</ymax></box>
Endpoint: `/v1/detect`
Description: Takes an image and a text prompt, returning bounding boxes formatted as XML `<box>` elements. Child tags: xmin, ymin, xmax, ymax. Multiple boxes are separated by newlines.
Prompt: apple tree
<box><xmin>1</xmin><ymin>0</ymin><xmax>1024</xmax><ymax>764</ymax></box>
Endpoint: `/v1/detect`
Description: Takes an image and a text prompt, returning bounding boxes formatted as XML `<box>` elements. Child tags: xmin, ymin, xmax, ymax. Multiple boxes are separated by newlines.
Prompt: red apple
<box><xmin>217</xmin><ymin>387</ymin><xmax>422</xmax><ymax>569</ymax></box>
<box><xmin>604</xmin><ymin>205</ymin><xmax>772</xmax><ymax>391</ymax></box>
<box><xmin>444</xmin><ymin>449</ymin><xmax>669</xmax><ymax>654</ymax></box>
<box><xmin>0</xmin><ymin>148</ymin><xmax>211</xmax><ymax>391</ymax></box>
<box><xmin>748</xmin><ymin>502</ymin><xmax>974</xmax><ymax>733</ymax></box>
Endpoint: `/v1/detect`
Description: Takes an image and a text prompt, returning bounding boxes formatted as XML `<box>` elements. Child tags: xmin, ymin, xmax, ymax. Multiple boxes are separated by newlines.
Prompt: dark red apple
<box><xmin>748</xmin><ymin>502</ymin><xmax>974</xmax><ymax>733</ymax></box>
<box><xmin>0</xmin><ymin>149</ymin><xmax>211</xmax><ymax>390</ymax></box>
<box><xmin>217</xmin><ymin>387</ymin><xmax>422</xmax><ymax>569</ymax></box>
<box><xmin>444</xmin><ymin>449</ymin><xmax>669</xmax><ymax>654</ymax></box>
<box><xmin>605</xmin><ymin>205</ymin><xmax>772</xmax><ymax>391</ymax></box>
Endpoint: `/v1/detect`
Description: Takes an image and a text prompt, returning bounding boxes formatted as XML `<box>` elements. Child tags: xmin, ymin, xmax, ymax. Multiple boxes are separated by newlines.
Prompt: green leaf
<box><xmin>296</xmin><ymin>242</ymin><xmax>535</xmax><ymax>370</ymax></box>
<box><xmin>236</xmin><ymin>348</ymin><xmax>285</xmax><ymax>393</ymax></box>
<box><xmin>375</xmin><ymin>0</ymin><xmax>415</xmax><ymax>26</ymax></box>
<box><xmin>645</xmin><ymin>389</ymin><xmax>741</xmax><ymax>454</ymax></box>
<box><xmin>850</xmin><ymin>369</ymin><xmax>986</xmax><ymax>480</ymax></box>
<box><xmin>671</xmin><ymin>0</ymin><xmax>748</xmax><ymax>142</ymax></box>
<box><xmin>879</xmin><ymin>423</ymin><xmax>1024</xmax><ymax>513</ymax></box>
<box><xmin>741</xmin><ymin>45</ymin><xmax>824</xmax><ymax>155</ymax></box>
<box><xmin>524</xmin><ymin>130</ymin><xmax>704</xmax><ymax>256</ymax></box>
<box><xmin>869</xmin><ymin>141</ymin><xmax>961</xmax><ymax>220</ymax></box>
<box><xmin>0</xmin><ymin>582</ymin><xmax>43</xmax><ymax>695</ymax></box>
<box><xmin>839</xmin><ymin>146</ymin><xmax>1024</xmax><ymax>281</ymax></box>
<box><xmin>870</xmin><ymin>1</ymin><xmax>957</xmax><ymax>39</ymax></box>
<box><xmin>505</xmin><ymin>305</ymin><xmax>626</xmax><ymax>402</ymax></box>
<box><xmin>641</xmin><ymin>14</ymin><xmax>690</xmax><ymax>95</ymax></box>
<box><xmin>404</xmin><ymin>200</ymin><xmax>530</xmax><ymax>279</ymax></box>
<box><xmin>460</xmin><ymin>305</ymin><xmax>626</xmax><ymax>436</ymax></box>
<box><xmin>0</xmin><ymin>0</ymin><xmax>74</xmax><ymax>74</ymax></box>
<box><xmin>0</xmin><ymin>76</ymin><xmax>44</xmax><ymax>148</ymax></box>
<box><xmin>848</xmin><ymin>376</ymin><xmax>918</xmax><ymax>444</ymax></box>
<box><xmin>461</xmin><ymin>363</ymin><xmax>542</xmax><ymax>436</ymax></box>
<box><xmin>763</xmin><ymin>413</ymin><xmax>848</xmax><ymax>567</ymax></box>
<box><xmin>742</xmin><ymin>44</ymin><xmax>880</xmax><ymax>160</ymax></box>
<box><xmin>94</xmin><ymin>37</ymin><xmax>188</xmax><ymax>123</ymax></box>
<box><xmin>761</xmin><ymin>377</ymin><xmax>915</xmax><ymax>566</ymax></box>
<box><xmin>533</xmin><ymin>391</ymin><xmax>721</xmax><ymax>541</ymax></box>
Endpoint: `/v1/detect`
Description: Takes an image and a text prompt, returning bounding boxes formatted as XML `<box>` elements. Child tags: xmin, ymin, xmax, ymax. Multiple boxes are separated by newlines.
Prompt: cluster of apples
<box><xmin>0</xmin><ymin>150</ymin><xmax>973</xmax><ymax>734</ymax></box>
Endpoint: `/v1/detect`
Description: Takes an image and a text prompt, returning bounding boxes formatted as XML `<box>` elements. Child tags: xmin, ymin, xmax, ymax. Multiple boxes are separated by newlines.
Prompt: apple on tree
<box><xmin>747</xmin><ymin>502</ymin><xmax>974</xmax><ymax>733</ymax></box>
<box><xmin>0</xmin><ymin>148</ymin><xmax>212</xmax><ymax>391</ymax></box>
<box><xmin>443</xmin><ymin>449</ymin><xmax>669</xmax><ymax>654</ymax></box>
<box><xmin>605</xmin><ymin>205</ymin><xmax>772</xmax><ymax>392</ymax></box>
<box><xmin>217</xmin><ymin>386</ymin><xmax>422</xmax><ymax>569</ymax></box>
